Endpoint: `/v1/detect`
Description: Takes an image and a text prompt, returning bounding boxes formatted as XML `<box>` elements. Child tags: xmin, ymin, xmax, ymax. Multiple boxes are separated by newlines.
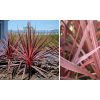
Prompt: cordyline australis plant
<box><xmin>60</xmin><ymin>20</ymin><xmax>100</xmax><ymax>80</ymax></box>
<box><xmin>12</xmin><ymin>22</ymin><xmax>52</xmax><ymax>79</ymax></box>
<box><xmin>0</xmin><ymin>32</ymin><xmax>19</xmax><ymax>75</ymax></box>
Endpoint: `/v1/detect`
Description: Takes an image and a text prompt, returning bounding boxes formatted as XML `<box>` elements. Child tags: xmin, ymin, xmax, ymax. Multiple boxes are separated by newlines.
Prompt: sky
<box><xmin>8</xmin><ymin>20</ymin><xmax>59</xmax><ymax>31</ymax></box>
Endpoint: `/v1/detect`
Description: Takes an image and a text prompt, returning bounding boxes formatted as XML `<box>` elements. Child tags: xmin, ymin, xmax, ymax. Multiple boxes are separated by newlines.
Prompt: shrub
<box><xmin>60</xmin><ymin>20</ymin><xmax>100</xmax><ymax>80</ymax></box>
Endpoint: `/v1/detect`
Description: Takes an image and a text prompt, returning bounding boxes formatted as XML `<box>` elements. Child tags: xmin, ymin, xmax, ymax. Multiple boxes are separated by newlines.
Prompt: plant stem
<box><xmin>28</xmin><ymin>65</ymin><xmax>31</xmax><ymax>80</ymax></box>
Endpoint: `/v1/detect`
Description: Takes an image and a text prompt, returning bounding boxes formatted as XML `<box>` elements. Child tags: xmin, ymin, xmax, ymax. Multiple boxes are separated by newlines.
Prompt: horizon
<box><xmin>8</xmin><ymin>20</ymin><xmax>59</xmax><ymax>31</ymax></box>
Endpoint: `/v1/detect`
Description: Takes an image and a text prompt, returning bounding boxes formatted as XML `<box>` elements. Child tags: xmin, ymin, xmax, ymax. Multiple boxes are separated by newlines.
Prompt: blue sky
<box><xmin>8</xmin><ymin>20</ymin><xmax>59</xmax><ymax>31</ymax></box>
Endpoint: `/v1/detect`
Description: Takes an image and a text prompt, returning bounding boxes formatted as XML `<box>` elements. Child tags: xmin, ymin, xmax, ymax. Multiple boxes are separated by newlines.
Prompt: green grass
<box><xmin>8</xmin><ymin>33</ymin><xmax>59</xmax><ymax>46</ymax></box>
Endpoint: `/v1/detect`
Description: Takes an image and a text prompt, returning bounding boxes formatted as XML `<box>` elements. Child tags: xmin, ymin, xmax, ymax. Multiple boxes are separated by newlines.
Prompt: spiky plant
<box><xmin>12</xmin><ymin>22</ymin><xmax>52</xmax><ymax>79</ymax></box>
<box><xmin>0</xmin><ymin>32</ymin><xmax>19</xmax><ymax>79</ymax></box>
<box><xmin>60</xmin><ymin>20</ymin><xmax>100</xmax><ymax>80</ymax></box>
